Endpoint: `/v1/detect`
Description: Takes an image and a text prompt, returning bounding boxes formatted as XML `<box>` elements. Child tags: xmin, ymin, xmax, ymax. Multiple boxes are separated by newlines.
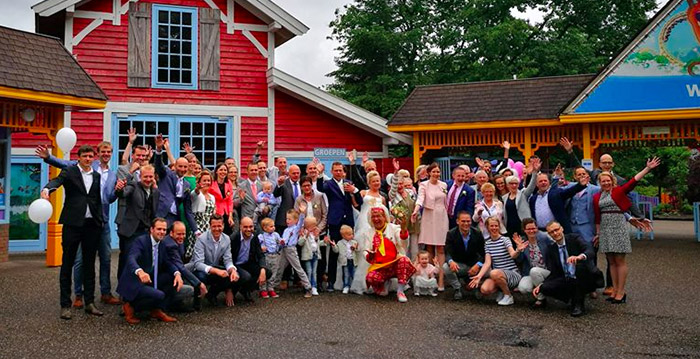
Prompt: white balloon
<box><xmin>28</xmin><ymin>198</ymin><xmax>53</xmax><ymax>224</ymax></box>
<box><xmin>56</xmin><ymin>127</ymin><xmax>77</xmax><ymax>153</ymax></box>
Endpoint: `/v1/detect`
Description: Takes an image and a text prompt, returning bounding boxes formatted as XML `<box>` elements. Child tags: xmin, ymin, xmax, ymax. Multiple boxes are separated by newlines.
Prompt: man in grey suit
<box><xmin>238</xmin><ymin>162</ymin><xmax>259</xmax><ymax>220</ymax></box>
<box><xmin>191</xmin><ymin>214</ymin><xmax>240</xmax><ymax>307</ymax></box>
<box><xmin>114</xmin><ymin>165</ymin><xmax>159</xmax><ymax>279</ymax></box>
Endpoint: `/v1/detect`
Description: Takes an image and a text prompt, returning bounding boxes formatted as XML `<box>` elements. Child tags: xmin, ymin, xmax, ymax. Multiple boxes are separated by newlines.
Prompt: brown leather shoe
<box><xmin>150</xmin><ymin>309</ymin><xmax>177</xmax><ymax>323</ymax></box>
<box><xmin>279</xmin><ymin>281</ymin><xmax>288</xmax><ymax>290</ymax></box>
<box><xmin>122</xmin><ymin>303</ymin><xmax>140</xmax><ymax>324</ymax></box>
<box><xmin>72</xmin><ymin>295</ymin><xmax>84</xmax><ymax>309</ymax></box>
<box><xmin>101</xmin><ymin>294</ymin><xmax>122</xmax><ymax>305</ymax></box>
<box><xmin>603</xmin><ymin>287</ymin><xmax>614</xmax><ymax>296</ymax></box>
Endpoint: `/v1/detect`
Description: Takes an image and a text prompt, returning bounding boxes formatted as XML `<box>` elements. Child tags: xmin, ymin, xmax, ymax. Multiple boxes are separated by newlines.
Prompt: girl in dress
<box><xmin>413</xmin><ymin>250</ymin><xmax>439</xmax><ymax>297</ymax></box>
<box><xmin>411</xmin><ymin>163</ymin><xmax>449</xmax><ymax>291</ymax></box>
<box><xmin>593</xmin><ymin>157</ymin><xmax>660</xmax><ymax>304</ymax></box>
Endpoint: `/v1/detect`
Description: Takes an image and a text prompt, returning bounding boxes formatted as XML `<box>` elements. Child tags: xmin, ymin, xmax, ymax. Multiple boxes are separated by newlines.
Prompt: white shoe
<box><xmin>497</xmin><ymin>295</ymin><xmax>514</xmax><ymax>306</ymax></box>
<box><xmin>414</xmin><ymin>291</ymin><xmax>420</xmax><ymax>296</ymax></box>
<box><xmin>430</xmin><ymin>290</ymin><xmax>438</xmax><ymax>297</ymax></box>
<box><xmin>495</xmin><ymin>292</ymin><xmax>504</xmax><ymax>303</ymax></box>
<box><xmin>342</xmin><ymin>287</ymin><xmax>349</xmax><ymax>294</ymax></box>
<box><xmin>311</xmin><ymin>288</ymin><xmax>319</xmax><ymax>296</ymax></box>
<box><xmin>397</xmin><ymin>292</ymin><xmax>408</xmax><ymax>303</ymax></box>
<box><xmin>379</xmin><ymin>287</ymin><xmax>389</xmax><ymax>297</ymax></box>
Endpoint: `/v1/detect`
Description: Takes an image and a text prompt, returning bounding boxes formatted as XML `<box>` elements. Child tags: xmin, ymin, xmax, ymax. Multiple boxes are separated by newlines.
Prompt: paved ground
<box><xmin>1</xmin><ymin>220</ymin><xmax>699</xmax><ymax>358</ymax></box>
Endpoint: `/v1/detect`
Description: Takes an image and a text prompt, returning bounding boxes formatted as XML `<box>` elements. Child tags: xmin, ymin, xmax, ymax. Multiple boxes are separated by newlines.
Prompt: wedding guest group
<box><xmin>38</xmin><ymin>132</ymin><xmax>658</xmax><ymax>321</ymax></box>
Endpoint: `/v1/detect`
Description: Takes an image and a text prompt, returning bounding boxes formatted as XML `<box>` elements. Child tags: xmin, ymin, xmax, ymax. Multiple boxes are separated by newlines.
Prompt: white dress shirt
<box><xmin>80</xmin><ymin>166</ymin><xmax>94</xmax><ymax>218</ymax></box>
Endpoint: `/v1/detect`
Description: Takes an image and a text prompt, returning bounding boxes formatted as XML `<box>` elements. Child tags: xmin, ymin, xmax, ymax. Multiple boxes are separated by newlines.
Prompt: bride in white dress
<box><xmin>348</xmin><ymin>171</ymin><xmax>387</xmax><ymax>294</ymax></box>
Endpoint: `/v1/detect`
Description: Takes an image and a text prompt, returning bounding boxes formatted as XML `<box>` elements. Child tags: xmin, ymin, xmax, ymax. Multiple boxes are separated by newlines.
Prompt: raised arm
<box><xmin>163</xmin><ymin>138</ymin><xmax>176</xmax><ymax>166</ymax></box>
<box><xmin>35</xmin><ymin>145</ymin><xmax>75</xmax><ymax>169</ymax></box>
<box><xmin>633</xmin><ymin>157</ymin><xmax>660</xmax><ymax>183</ymax></box>
<box><xmin>121</xmin><ymin>128</ymin><xmax>137</xmax><ymax>166</ymax></box>
<box><xmin>252</xmin><ymin>140</ymin><xmax>265</xmax><ymax>163</ymax></box>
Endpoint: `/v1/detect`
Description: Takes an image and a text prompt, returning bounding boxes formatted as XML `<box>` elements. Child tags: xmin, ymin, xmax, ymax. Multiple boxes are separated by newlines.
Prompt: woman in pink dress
<box><xmin>411</xmin><ymin>163</ymin><xmax>449</xmax><ymax>290</ymax></box>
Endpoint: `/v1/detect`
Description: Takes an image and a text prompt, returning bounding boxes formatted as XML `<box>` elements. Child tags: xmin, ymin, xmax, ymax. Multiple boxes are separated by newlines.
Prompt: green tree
<box><xmin>328</xmin><ymin>0</ymin><xmax>657</xmax><ymax>118</ymax></box>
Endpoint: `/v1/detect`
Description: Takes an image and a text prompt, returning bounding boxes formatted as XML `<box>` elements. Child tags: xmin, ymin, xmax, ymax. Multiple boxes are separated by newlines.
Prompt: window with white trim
<box><xmin>151</xmin><ymin>5</ymin><xmax>197</xmax><ymax>89</ymax></box>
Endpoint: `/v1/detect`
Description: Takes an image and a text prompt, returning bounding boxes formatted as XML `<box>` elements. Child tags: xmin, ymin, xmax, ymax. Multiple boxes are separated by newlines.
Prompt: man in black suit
<box><xmin>443</xmin><ymin>211</ymin><xmax>485</xmax><ymax>300</ymax></box>
<box><xmin>42</xmin><ymin>145</ymin><xmax>105</xmax><ymax>319</ymax></box>
<box><xmin>116</xmin><ymin>218</ymin><xmax>183</xmax><ymax>324</ymax></box>
<box><xmin>114</xmin><ymin>164</ymin><xmax>159</xmax><ymax>279</ymax></box>
<box><xmin>230</xmin><ymin>217</ymin><xmax>268</xmax><ymax>302</ymax></box>
<box><xmin>534</xmin><ymin>221</ymin><xmax>604</xmax><ymax>317</ymax></box>
<box><xmin>164</xmin><ymin>221</ymin><xmax>206</xmax><ymax>311</ymax></box>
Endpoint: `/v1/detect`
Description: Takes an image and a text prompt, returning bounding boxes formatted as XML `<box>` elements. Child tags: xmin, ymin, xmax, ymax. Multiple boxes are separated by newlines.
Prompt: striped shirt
<box><xmin>484</xmin><ymin>236</ymin><xmax>519</xmax><ymax>272</ymax></box>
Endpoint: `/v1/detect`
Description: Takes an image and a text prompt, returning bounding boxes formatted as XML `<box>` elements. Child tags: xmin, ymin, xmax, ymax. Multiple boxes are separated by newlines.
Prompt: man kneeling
<box><xmin>117</xmin><ymin>218</ymin><xmax>184</xmax><ymax>324</ymax></box>
<box><xmin>534</xmin><ymin>221</ymin><xmax>603</xmax><ymax>317</ymax></box>
<box><xmin>364</xmin><ymin>207</ymin><xmax>415</xmax><ymax>303</ymax></box>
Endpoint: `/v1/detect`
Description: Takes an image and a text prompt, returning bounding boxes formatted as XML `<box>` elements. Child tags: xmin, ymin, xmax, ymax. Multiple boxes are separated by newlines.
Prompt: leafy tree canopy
<box><xmin>328</xmin><ymin>0</ymin><xmax>657</xmax><ymax>118</ymax></box>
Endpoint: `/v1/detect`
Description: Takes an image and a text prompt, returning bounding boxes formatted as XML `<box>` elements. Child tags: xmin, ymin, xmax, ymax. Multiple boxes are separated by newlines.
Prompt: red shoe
<box><xmin>269</xmin><ymin>290</ymin><xmax>279</xmax><ymax>298</ymax></box>
<box><xmin>122</xmin><ymin>303</ymin><xmax>140</xmax><ymax>325</ymax></box>
<box><xmin>260</xmin><ymin>291</ymin><xmax>269</xmax><ymax>299</ymax></box>
<box><xmin>150</xmin><ymin>309</ymin><xmax>177</xmax><ymax>322</ymax></box>
<box><xmin>72</xmin><ymin>295</ymin><xmax>84</xmax><ymax>309</ymax></box>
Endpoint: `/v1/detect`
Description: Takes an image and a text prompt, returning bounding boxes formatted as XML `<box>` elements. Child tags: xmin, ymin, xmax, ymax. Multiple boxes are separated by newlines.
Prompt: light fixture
<box><xmin>21</xmin><ymin>108</ymin><xmax>36</xmax><ymax>122</ymax></box>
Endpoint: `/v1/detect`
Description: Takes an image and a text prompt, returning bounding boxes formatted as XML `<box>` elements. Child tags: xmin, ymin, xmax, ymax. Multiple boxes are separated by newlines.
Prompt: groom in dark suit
<box><xmin>42</xmin><ymin>145</ymin><xmax>105</xmax><ymax>319</ymax></box>
<box><xmin>320</xmin><ymin>162</ymin><xmax>362</xmax><ymax>290</ymax></box>
<box><xmin>117</xmin><ymin>218</ymin><xmax>183</xmax><ymax>324</ymax></box>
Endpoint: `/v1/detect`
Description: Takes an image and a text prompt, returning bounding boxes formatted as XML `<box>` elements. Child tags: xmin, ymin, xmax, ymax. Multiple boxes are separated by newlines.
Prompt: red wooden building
<box><xmin>10</xmin><ymin>0</ymin><xmax>410</xmax><ymax>253</ymax></box>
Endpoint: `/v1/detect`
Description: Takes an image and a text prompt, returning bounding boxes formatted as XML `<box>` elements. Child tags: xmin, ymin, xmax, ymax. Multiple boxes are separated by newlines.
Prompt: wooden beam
<box><xmin>227</xmin><ymin>0</ymin><xmax>234</xmax><ymax>34</ymax></box>
<box><xmin>73</xmin><ymin>18</ymin><xmax>104</xmax><ymax>46</ymax></box>
<box><xmin>388</xmin><ymin>119</ymin><xmax>561</xmax><ymax>132</ymax></box>
<box><xmin>243</xmin><ymin>29</ymin><xmax>268</xmax><ymax>58</ymax></box>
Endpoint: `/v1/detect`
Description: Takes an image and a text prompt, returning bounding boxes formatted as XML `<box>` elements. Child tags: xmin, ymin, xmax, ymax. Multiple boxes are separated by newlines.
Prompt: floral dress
<box><xmin>186</xmin><ymin>196</ymin><xmax>216</xmax><ymax>259</ymax></box>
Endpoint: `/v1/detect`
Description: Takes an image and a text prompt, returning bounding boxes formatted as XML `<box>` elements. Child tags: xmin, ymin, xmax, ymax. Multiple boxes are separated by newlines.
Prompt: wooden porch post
<box><xmin>522</xmin><ymin>128</ymin><xmax>532</xmax><ymax>162</ymax></box>
<box><xmin>412</xmin><ymin>132</ymin><xmax>421</xmax><ymax>171</ymax></box>
<box><xmin>46</xmin><ymin>111</ymin><xmax>64</xmax><ymax>267</ymax></box>
<box><xmin>582</xmin><ymin>123</ymin><xmax>592</xmax><ymax>161</ymax></box>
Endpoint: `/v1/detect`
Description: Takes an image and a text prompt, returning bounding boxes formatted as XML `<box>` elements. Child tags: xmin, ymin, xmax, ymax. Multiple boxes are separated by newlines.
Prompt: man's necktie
<box><xmin>153</xmin><ymin>243</ymin><xmax>159</xmax><ymax>288</ymax></box>
<box><xmin>559</xmin><ymin>245</ymin><xmax>575</xmax><ymax>278</ymax></box>
<box><xmin>447</xmin><ymin>185</ymin><xmax>457</xmax><ymax>217</ymax></box>
<box><xmin>293</xmin><ymin>182</ymin><xmax>299</xmax><ymax>200</ymax></box>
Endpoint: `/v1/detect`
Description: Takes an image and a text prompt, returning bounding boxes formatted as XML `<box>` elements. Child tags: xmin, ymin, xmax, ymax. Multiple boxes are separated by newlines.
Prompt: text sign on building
<box><xmin>314</xmin><ymin>148</ymin><xmax>346</xmax><ymax>158</ymax></box>
<box><xmin>642</xmin><ymin>126</ymin><xmax>670</xmax><ymax>136</ymax></box>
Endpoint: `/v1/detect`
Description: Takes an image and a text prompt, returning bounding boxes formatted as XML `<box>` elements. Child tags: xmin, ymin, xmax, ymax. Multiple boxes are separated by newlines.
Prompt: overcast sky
<box><xmin>0</xmin><ymin>0</ymin><xmax>664</xmax><ymax>87</ymax></box>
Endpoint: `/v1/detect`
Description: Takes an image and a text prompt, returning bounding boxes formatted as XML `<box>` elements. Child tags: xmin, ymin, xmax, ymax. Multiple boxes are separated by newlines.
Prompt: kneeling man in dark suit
<box><xmin>117</xmin><ymin>218</ymin><xmax>184</xmax><ymax>324</ymax></box>
<box><xmin>534</xmin><ymin>221</ymin><xmax>603</xmax><ymax>317</ymax></box>
<box><xmin>230</xmin><ymin>217</ymin><xmax>269</xmax><ymax>302</ymax></box>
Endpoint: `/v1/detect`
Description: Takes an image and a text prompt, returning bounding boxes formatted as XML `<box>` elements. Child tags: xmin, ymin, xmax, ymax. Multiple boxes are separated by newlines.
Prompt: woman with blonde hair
<box><xmin>350</xmin><ymin>169</ymin><xmax>387</xmax><ymax>294</ymax></box>
<box><xmin>473</xmin><ymin>182</ymin><xmax>505</xmax><ymax>235</ymax></box>
<box><xmin>593</xmin><ymin>157</ymin><xmax>660</xmax><ymax>304</ymax></box>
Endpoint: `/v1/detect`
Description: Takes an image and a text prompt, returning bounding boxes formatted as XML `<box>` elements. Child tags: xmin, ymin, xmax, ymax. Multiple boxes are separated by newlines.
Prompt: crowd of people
<box><xmin>37</xmin><ymin>133</ymin><xmax>659</xmax><ymax>322</ymax></box>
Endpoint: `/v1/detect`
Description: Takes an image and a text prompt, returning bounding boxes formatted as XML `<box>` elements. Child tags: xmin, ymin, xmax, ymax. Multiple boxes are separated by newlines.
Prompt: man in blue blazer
<box><xmin>446</xmin><ymin>166</ymin><xmax>475</xmax><ymax>228</ymax></box>
<box><xmin>163</xmin><ymin>221</ymin><xmax>203</xmax><ymax>311</ymax></box>
<box><xmin>320</xmin><ymin>162</ymin><xmax>362</xmax><ymax>290</ymax></box>
<box><xmin>528</xmin><ymin>173</ymin><xmax>586</xmax><ymax>234</ymax></box>
<box><xmin>117</xmin><ymin>218</ymin><xmax>183</xmax><ymax>324</ymax></box>
<box><xmin>153</xmin><ymin>134</ymin><xmax>197</xmax><ymax>231</ymax></box>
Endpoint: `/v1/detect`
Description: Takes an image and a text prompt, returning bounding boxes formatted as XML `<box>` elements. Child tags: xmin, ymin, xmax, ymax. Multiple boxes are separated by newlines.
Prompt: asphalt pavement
<box><xmin>1</xmin><ymin>220</ymin><xmax>699</xmax><ymax>358</ymax></box>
